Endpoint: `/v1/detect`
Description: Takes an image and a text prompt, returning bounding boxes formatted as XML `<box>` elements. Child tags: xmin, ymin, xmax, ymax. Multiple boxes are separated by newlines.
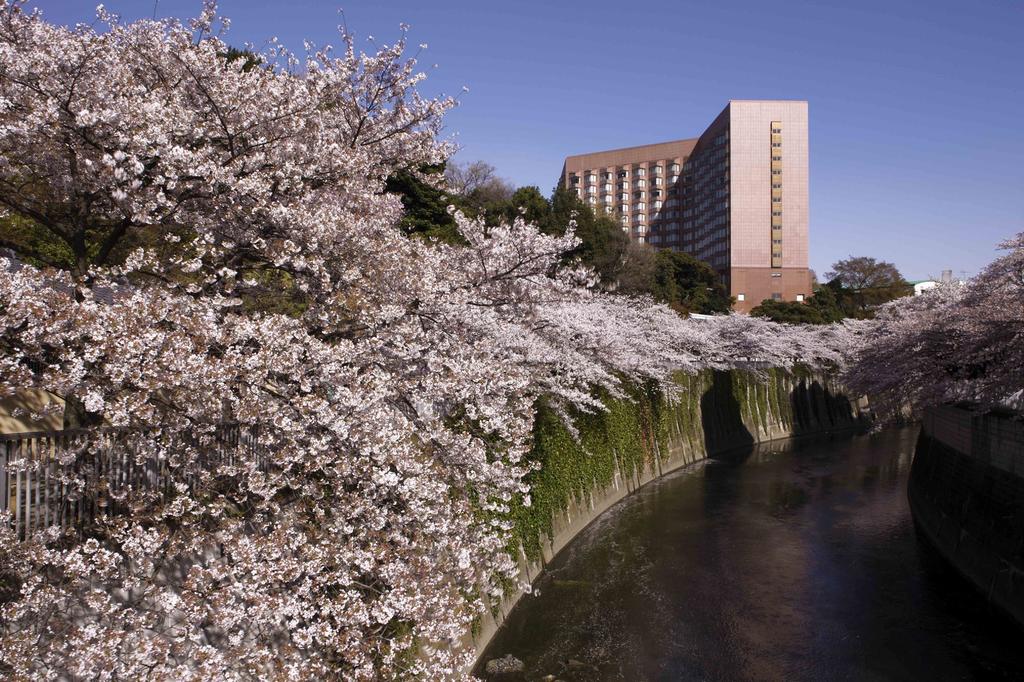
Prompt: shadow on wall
<box><xmin>700</xmin><ymin>370</ymin><xmax>754</xmax><ymax>455</ymax></box>
<box><xmin>790</xmin><ymin>379</ymin><xmax>859</xmax><ymax>435</ymax></box>
<box><xmin>700</xmin><ymin>370</ymin><xmax>867</xmax><ymax>460</ymax></box>
<box><xmin>0</xmin><ymin>390</ymin><xmax>64</xmax><ymax>434</ymax></box>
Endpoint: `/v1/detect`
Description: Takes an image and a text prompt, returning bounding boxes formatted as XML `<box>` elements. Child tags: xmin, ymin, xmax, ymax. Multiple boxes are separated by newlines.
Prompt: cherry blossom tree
<box><xmin>843</xmin><ymin>233</ymin><xmax>1024</xmax><ymax>418</ymax></box>
<box><xmin>0</xmin><ymin>2</ymin><xmax>863</xmax><ymax>679</ymax></box>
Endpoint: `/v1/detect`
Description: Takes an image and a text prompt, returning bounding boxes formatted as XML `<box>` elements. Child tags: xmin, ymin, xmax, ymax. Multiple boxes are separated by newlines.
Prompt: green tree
<box><xmin>825</xmin><ymin>256</ymin><xmax>911</xmax><ymax>315</ymax></box>
<box><xmin>447</xmin><ymin>179</ymin><xmax>628</xmax><ymax>286</ymax></box>
<box><xmin>619</xmin><ymin>244</ymin><xmax>731</xmax><ymax>314</ymax></box>
<box><xmin>750</xmin><ymin>299</ymin><xmax>827</xmax><ymax>324</ymax></box>
<box><xmin>0</xmin><ymin>213</ymin><xmax>75</xmax><ymax>269</ymax></box>
<box><xmin>506</xmin><ymin>186</ymin><xmax>550</xmax><ymax>226</ymax></box>
<box><xmin>751</xmin><ymin>284</ymin><xmax>847</xmax><ymax>324</ymax></box>
<box><xmin>651</xmin><ymin>249</ymin><xmax>732</xmax><ymax>314</ymax></box>
<box><xmin>806</xmin><ymin>284</ymin><xmax>846</xmax><ymax>322</ymax></box>
<box><xmin>541</xmin><ymin>186</ymin><xmax>628</xmax><ymax>286</ymax></box>
<box><xmin>616</xmin><ymin>242</ymin><xmax>658</xmax><ymax>294</ymax></box>
<box><xmin>421</xmin><ymin>160</ymin><xmax>735</xmax><ymax>310</ymax></box>
<box><xmin>221</xmin><ymin>46</ymin><xmax>263</xmax><ymax>72</ymax></box>
<box><xmin>383</xmin><ymin>164</ymin><xmax>464</xmax><ymax>245</ymax></box>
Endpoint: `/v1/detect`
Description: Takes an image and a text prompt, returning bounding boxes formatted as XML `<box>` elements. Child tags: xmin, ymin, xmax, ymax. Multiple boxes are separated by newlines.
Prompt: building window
<box><xmin>771</xmin><ymin>273</ymin><xmax>782</xmax><ymax>278</ymax></box>
<box><xmin>603</xmin><ymin>183</ymin><xmax>613</xmax><ymax>193</ymax></box>
<box><xmin>772</xmin><ymin>210</ymin><xmax>782</xmax><ymax>216</ymax></box>
<box><xmin>586</xmin><ymin>196</ymin><xmax>596</xmax><ymax>204</ymax></box>
<box><xmin>635</xmin><ymin>213</ymin><xmax>645</xmax><ymax>223</ymax></box>
<box><xmin>670</xmin><ymin>163</ymin><xmax>680</xmax><ymax>173</ymax></box>
<box><xmin>771</xmin><ymin>142</ymin><xmax>782</xmax><ymax>148</ymax></box>
<box><xmin>772</xmin><ymin>154</ymin><xmax>782</xmax><ymax>161</ymax></box>
<box><xmin>634</xmin><ymin>179</ymin><xmax>646</xmax><ymax>188</ymax></box>
<box><xmin>570</xmin><ymin>175</ymin><xmax>580</xmax><ymax>185</ymax></box>
<box><xmin>651</xmin><ymin>165</ymin><xmax>662</xmax><ymax>175</ymax></box>
<box><xmin>635</xmin><ymin>167</ymin><xmax>646</xmax><ymax>177</ymax></box>
<box><xmin>586</xmin><ymin>173</ymin><xmax>596</xmax><ymax>183</ymax></box>
<box><xmin>619</xmin><ymin>193</ymin><xmax>629</xmax><ymax>202</ymax></box>
<box><xmin>796</xmin><ymin>294</ymin><xmax>804</xmax><ymax>302</ymax></box>
<box><xmin>618</xmin><ymin>170</ymin><xmax>628</xmax><ymax>179</ymax></box>
<box><xmin>601</xmin><ymin>171</ymin><xmax>611</xmax><ymax>180</ymax></box>
<box><xmin>771</xmin><ymin>293</ymin><xmax>782</xmax><ymax>301</ymax></box>
<box><xmin>736</xmin><ymin>293</ymin><xmax>745</xmax><ymax>302</ymax></box>
<box><xmin>772</xmin><ymin>196</ymin><xmax>782</xmax><ymax>202</ymax></box>
<box><xmin>772</xmin><ymin>170</ymin><xmax>782</xmax><ymax>175</ymax></box>
<box><xmin>772</xmin><ymin>183</ymin><xmax>782</xmax><ymax>188</ymax></box>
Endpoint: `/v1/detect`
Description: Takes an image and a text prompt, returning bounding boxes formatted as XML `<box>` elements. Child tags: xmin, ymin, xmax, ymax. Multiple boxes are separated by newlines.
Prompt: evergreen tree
<box><xmin>383</xmin><ymin>164</ymin><xmax>464</xmax><ymax>245</ymax></box>
<box><xmin>750</xmin><ymin>285</ymin><xmax>847</xmax><ymax>324</ymax></box>
<box><xmin>750</xmin><ymin>299</ymin><xmax>828</xmax><ymax>324</ymax></box>
<box><xmin>651</xmin><ymin>249</ymin><xmax>732</xmax><ymax>314</ymax></box>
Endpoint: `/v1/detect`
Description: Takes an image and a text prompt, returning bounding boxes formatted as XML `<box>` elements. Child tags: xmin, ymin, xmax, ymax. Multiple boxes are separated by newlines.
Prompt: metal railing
<box><xmin>1</xmin><ymin>424</ymin><xmax>267</xmax><ymax>540</ymax></box>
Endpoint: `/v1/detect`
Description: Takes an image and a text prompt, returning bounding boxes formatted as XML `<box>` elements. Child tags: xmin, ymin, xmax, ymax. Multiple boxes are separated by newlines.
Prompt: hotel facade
<box><xmin>560</xmin><ymin>100</ymin><xmax>811</xmax><ymax>313</ymax></box>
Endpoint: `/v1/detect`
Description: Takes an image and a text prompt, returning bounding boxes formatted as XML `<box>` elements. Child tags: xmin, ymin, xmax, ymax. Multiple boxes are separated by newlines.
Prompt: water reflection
<box><xmin>477</xmin><ymin>428</ymin><xmax>1024</xmax><ymax>681</ymax></box>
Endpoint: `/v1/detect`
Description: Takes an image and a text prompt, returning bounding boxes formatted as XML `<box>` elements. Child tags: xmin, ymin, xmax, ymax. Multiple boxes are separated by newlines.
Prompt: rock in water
<box><xmin>485</xmin><ymin>654</ymin><xmax>525</xmax><ymax>677</ymax></box>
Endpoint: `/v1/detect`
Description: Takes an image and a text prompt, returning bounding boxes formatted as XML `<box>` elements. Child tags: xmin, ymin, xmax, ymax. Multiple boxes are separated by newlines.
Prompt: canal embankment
<box><xmin>909</xmin><ymin>404</ymin><xmax>1024</xmax><ymax>627</ymax></box>
<box><xmin>470</xmin><ymin>366</ymin><xmax>870</xmax><ymax>664</ymax></box>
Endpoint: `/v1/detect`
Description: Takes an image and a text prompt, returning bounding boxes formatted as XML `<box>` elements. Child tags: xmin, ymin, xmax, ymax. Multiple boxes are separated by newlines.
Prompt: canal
<box><xmin>477</xmin><ymin>427</ymin><xmax>1024</xmax><ymax>680</ymax></box>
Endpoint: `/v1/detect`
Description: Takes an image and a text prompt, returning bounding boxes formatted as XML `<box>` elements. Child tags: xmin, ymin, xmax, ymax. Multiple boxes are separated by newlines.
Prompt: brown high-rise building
<box><xmin>560</xmin><ymin>100</ymin><xmax>811</xmax><ymax>313</ymax></box>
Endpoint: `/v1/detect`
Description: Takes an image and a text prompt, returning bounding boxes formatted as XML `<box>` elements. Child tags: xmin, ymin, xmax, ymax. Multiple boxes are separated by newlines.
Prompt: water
<box><xmin>477</xmin><ymin>427</ymin><xmax>1024</xmax><ymax>681</ymax></box>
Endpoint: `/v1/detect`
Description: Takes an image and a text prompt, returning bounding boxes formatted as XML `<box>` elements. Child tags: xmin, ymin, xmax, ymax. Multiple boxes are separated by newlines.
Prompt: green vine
<box><xmin>499</xmin><ymin>365</ymin><xmax>860</xmax><ymax>575</ymax></box>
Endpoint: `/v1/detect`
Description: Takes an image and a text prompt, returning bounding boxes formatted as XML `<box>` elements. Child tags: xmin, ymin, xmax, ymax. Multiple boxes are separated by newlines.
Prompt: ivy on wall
<box><xmin>504</xmin><ymin>367</ymin><xmax>859</xmax><ymax>563</ymax></box>
<box><xmin>508</xmin><ymin>379</ymin><xmax>667</xmax><ymax>561</ymax></box>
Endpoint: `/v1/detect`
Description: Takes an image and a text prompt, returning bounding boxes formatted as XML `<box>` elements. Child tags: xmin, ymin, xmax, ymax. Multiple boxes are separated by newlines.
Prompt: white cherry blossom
<box><xmin>0</xmin><ymin>2</ymin><xmax>868</xmax><ymax>679</ymax></box>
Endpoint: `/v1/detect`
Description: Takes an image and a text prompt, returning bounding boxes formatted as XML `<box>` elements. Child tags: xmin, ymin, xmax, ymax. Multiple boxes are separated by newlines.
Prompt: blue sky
<box><xmin>41</xmin><ymin>1</ymin><xmax>1023</xmax><ymax>280</ymax></box>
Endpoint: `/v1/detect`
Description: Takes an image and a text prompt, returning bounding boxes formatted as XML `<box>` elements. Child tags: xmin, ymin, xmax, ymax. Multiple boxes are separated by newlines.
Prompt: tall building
<box><xmin>560</xmin><ymin>100</ymin><xmax>811</xmax><ymax>313</ymax></box>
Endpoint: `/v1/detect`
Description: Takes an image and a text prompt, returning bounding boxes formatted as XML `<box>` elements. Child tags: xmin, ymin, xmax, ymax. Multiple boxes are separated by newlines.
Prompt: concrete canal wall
<box><xmin>470</xmin><ymin>367</ymin><xmax>870</xmax><ymax>664</ymax></box>
<box><xmin>909</xmin><ymin>404</ymin><xmax>1024</xmax><ymax>627</ymax></box>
